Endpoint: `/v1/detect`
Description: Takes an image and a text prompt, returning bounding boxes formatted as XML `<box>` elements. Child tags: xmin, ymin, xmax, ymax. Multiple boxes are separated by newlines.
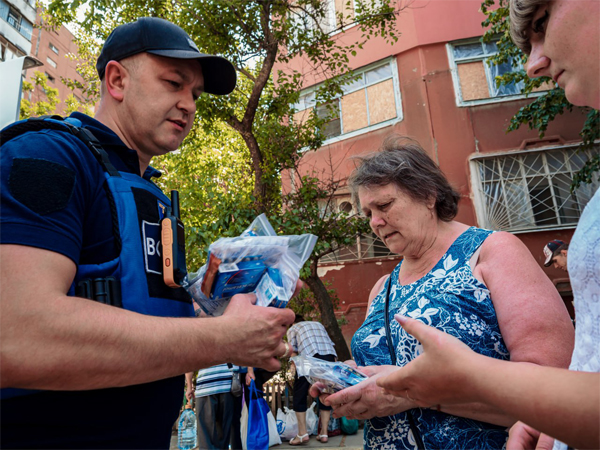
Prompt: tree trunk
<box><xmin>304</xmin><ymin>268</ymin><xmax>351</xmax><ymax>362</ymax></box>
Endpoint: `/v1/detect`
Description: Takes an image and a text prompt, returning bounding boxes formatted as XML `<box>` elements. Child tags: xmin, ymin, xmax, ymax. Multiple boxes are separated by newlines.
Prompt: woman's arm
<box><xmin>432</xmin><ymin>231</ymin><xmax>576</xmax><ymax>426</ymax></box>
<box><xmin>475</xmin><ymin>231</ymin><xmax>574</xmax><ymax>368</ymax></box>
<box><xmin>377</xmin><ymin>316</ymin><xmax>600</xmax><ymax>450</ymax></box>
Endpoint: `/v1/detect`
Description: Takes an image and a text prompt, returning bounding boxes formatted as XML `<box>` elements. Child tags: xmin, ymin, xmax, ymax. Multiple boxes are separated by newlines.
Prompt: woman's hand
<box><xmin>313</xmin><ymin>364</ymin><xmax>416</xmax><ymax>420</ymax></box>
<box><xmin>376</xmin><ymin>314</ymin><xmax>483</xmax><ymax>407</ymax></box>
<box><xmin>507</xmin><ymin>422</ymin><xmax>554</xmax><ymax>450</ymax></box>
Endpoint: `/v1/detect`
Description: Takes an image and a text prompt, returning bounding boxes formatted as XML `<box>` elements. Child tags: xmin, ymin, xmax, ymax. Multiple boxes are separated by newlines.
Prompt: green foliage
<box><xmin>481</xmin><ymin>0</ymin><xmax>599</xmax><ymax>189</ymax></box>
<box><xmin>46</xmin><ymin>0</ymin><xmax>399</xmax><ymax>353</ymax></box>
<box><xmin>20</xmin><ymin>71</ymin><xmax>59</xmax><ymax>119</ymax></box>
<box><xmin>153</xmin><ymin>121</ymin><xmax>255</xmax><ymax>272</ymax></box>
<box><xmin>287</xmin><ymin>281</ymin><xmax>347</xmax><ymax>327</ymax></box>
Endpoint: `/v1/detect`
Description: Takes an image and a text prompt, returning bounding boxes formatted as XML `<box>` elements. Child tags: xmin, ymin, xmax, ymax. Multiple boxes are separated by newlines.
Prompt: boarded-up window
<box><xmin>367</xmin><ymin>79</ymin><xmax>396</xmax><ymax>124</ymax></box>
<box><xmin>450</xmin><ymin>39</ymin><xmax>550</xmax><ymax>104</ymax></box>
<box><xmin>457</xmin><ymin>62</ymin><xmax>490</xmax><ymax>101</ymax></box>
<box><xmin>293</xmin><ymin>59</ymin><xmax>400</xmax><ymax>141</ymax></box>
<box><xmin>341</xmin><ymin>90</ymin><xmax>368</xmax><ymax>133</ymax></box>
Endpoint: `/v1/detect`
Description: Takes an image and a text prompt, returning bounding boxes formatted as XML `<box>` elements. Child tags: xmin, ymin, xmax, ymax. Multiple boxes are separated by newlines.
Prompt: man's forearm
<box><xmin>1</xmin><ymin>294</ymin><xmax>225</xmax><ymax>390</ymax></box>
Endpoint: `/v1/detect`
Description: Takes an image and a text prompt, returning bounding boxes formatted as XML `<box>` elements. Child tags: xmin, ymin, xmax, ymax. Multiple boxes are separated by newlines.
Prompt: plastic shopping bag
<box><xmin>247</xmin><ymin>380</ymin><xmax>270</xmax><ymax>450</ymax></box>
<box><xmin>241</xmin><ymin>389</ymin><xmax>249</xmax><ymax>450</ymax></box>
<box><xmin>306</xmin><ymin>403</ymin><xmax>318</xmax><ymax>435</ymax></box>
<box><xmin>276</xmin><ymin>406</ymin><xmax>298</xmax><ymax>441</ymax></box>
<box><xmin>341</xmin><ymin>416</ymin><xmax>359</xmax><ymax>435</ymax></box>
<box><xmin>267</xmin><ymin>410</ymin><xmax>282</xmax><ymax>447</ymax></box>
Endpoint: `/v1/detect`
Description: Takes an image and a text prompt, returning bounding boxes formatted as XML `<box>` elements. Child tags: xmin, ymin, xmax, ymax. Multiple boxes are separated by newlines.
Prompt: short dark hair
<box><xmin>348</xmin><ymin>135</ymin><xmax>460</xmax><ymax>222</ymax></box>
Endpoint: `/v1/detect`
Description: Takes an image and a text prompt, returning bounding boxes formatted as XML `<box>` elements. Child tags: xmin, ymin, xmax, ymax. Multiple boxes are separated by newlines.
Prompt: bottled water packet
<box><xmin>292</xmin><ymin>355</ymin><xmax>368</xmax><ymax>393</ymax></box>
<box><xmin>185</xmin><ymin>214</ymin><xmax>317</xmax><ymax>316</ymax></box>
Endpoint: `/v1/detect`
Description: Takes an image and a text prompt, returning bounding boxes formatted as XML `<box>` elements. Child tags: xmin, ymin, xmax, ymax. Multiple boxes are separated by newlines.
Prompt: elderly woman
<box><xmin>318</xmin><ymin>136</ymin><xmax>574</xmax><ymax>449</ymax></box>
<box><xmin>374</xmin><ymin>2</ymin><xmax>600</xmax><ymax>450</ymax></box>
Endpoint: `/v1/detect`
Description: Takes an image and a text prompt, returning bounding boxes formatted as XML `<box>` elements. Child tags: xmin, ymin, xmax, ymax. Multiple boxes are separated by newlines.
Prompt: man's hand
<box><xmin>507</xmin><ymin>422</ymin><xmax>555</xmax><ymax>450</ymax></box>
<box><xmin>311</xmin><ymin>364</ymin><xmax>413</xmax><ymax>420</ymax></box>
<box><xmin>376</xmin><ymin>315</ymin><xmax>481</xmax><ymax>407</ymax></box>
<box><xmin>219</xmin><ymin>294</ymin><xmax>295</xmax><ymax>372</ymax></box>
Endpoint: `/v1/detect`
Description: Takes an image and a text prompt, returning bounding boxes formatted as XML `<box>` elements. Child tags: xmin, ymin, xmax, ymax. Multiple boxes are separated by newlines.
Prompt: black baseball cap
<box><xmin>96</xmin><ymin>17</ymin><xmax>236</xmax><ymax>95</ymax></box>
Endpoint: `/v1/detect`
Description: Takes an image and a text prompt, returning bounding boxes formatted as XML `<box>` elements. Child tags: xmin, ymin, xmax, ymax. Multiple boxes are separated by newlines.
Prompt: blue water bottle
<box><xmin>178</xmin><ymin>404</ymin><xmax>198</xmax><ymax>450</ymax></box>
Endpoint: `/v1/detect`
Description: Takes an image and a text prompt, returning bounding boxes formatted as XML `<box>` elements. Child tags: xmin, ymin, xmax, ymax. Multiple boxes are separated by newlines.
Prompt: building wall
<box><xmin>0</xmin><ymin>0</ymin><xmax>36</xmax><ymax>59</ymax></box>
<box><xmin>282</xmin><ymin>0</ymin><xmax>588</xmax><ymax>346</ymax></box>
<box><xmin>24</xmin><ymin>9</ymin><xmax>89</xmax><ymax>115</ymax></box>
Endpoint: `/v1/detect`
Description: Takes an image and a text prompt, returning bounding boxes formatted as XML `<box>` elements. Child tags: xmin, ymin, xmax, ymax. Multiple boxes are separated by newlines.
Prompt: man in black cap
<box><xmin>543</xmin><ymin>239</ymin><xmax>569</xmax><ymax>272</ymax></box>
<box><xmin>0</xmin><ymin>17</ymin><xmax>295</xmax><ymax>448</ymax></box>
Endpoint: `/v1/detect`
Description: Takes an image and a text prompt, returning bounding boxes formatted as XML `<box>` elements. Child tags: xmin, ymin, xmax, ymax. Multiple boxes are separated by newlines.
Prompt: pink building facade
<box><xmin>280</xmin><ymin>0</ymin><xmax>596</xmax><ymax>344</ymax></box>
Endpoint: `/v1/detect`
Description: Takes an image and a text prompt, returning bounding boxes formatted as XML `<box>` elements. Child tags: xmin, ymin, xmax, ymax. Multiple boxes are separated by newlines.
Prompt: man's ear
<box><xmin>103</xmin><ymin>61</ymin><xmax>129</xmax><ymax>102</ymax></box>
<box><xmin>561</xmin><ymin>249</ymin><xmax>568</xmax><ymax>257</ymax></box>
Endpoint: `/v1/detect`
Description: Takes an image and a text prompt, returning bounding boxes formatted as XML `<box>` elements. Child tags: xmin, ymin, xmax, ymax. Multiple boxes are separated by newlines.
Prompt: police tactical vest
<box><xmin>0</xmin><ymin>116</ymin><xmax>194</xmax><ymax>399</ymax></box>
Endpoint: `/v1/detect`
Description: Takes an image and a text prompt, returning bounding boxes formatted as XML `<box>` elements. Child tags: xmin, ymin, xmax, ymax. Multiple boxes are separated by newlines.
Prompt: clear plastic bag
<box><xmin>291</xmin><ymin>355</ymin><xmax>368</xmax><ymax>394</ymax></box>
<box><xmin>185</xmin><ymin>214</ymin><xmax>317</xmax><ymax>316</ymax></box>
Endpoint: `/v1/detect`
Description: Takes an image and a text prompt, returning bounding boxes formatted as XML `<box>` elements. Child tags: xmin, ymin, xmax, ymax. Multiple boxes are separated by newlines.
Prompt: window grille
<box><xmin>320</xmin><ymin>233</ymin><xmax>395</xmax><ymax>264</ymax></box>
<box><xmin>471</xmin><ymin>145</ymin><xmax>599</xmax><ymax>232</ymax></box>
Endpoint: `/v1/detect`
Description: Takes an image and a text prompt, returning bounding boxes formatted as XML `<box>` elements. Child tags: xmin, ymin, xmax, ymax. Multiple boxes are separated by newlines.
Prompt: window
<box><xmin>45</xmin><ymin>72</ymin><xmax>55</xmax><ymax>83</ymax></box>
<box><xmin>293</xmin><ymin>59</ymin><xmax>402</xmax><ymax>143</ymax></box>
<box><xmin>317</xmin><ymin>197</ymin><xmax>396</xmax><ymax>264</ymax></box>
<box><xmin>470</xmin><ymin>145</ymin><xmax>600</xmax><ymax>232</ymax></box>
<box><xmin>5</xmin><ymin>6</ymin><xmax>33</xmax><ymax>40</ymax></box>
<box><xmin>320</xmin><ymin>233</ymin><xmax>395</xmax><ymax>264</ymax></box>
<box><xmin>49</xmin><ymin>43</ymin><xmax>59</xmax><ymax>54</ymax></box>
<box><xmin>290</xmin><ymin>0</ymin><xmax>336</xmax><ymax>35</ymax></box>
<box><xmin>46</xmin><ymin>56</ymin><xmax>57</xmax><ymax>68</ymax></box>
<box><xmin>448</xmin><ymin>39</ymin><xmax>551</xmax><ymax>106</ymax></box>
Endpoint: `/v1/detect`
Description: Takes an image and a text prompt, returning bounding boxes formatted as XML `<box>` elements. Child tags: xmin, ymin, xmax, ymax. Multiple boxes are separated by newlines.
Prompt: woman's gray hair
<box><xmin>509</xmin><ymin>0</ymin><xmax>548</xmax><ymax>55</ymax></box>
<box><xmin>348</xmin><ymin>135</ymin><xmax>460</xmax><ymax>222</ymax></box>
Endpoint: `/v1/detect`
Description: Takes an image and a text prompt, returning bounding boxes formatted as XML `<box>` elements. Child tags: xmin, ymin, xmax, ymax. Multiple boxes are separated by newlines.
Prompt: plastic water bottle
<box><xmin>178</xmin><ymin>405</ymin><xmax>198</xmax><ymax>450</ymax></box>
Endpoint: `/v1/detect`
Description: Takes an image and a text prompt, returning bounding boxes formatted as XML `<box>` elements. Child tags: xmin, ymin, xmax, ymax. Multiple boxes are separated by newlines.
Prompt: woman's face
<box><xmin>358</xmin><ymin>183</ymin><xmax>435</xmax><ymax>256</ymax></box>
<box><xmin>525</xmin><ymin>0</ymin><xmax>600</xmax><ymax>109</ymax></box>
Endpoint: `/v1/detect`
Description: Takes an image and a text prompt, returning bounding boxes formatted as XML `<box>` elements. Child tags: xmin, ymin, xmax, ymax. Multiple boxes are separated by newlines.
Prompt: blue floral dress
<box><xmin>352</xmin><ymin>227</ymin><xmax>509</xmax><ymax>449</ymax></box>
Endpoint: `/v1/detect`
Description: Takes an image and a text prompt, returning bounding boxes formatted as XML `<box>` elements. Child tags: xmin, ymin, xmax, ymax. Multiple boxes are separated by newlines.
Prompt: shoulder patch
<box><xmin>9</xmin><ymin>157</ymin><xmax>75</xmax><ymax>215</ymax></box>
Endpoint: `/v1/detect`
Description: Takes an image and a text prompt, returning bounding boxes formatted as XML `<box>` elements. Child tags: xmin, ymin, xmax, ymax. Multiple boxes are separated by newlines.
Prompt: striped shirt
<box><xmin>194</xmin><ymin>364</ymin><xmax>233</xmax><ymax>398</ymax></box>
<box><xmin>287</xmin><ymin>321</ymin><xmax>336</xmax><ymax>358</ymax></box>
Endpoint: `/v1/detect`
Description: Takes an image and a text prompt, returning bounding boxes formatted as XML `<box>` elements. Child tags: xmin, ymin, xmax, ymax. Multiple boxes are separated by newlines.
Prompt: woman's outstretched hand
<box><xmin>376</xmin><ymin>314</ymin><xmax>483</xmax><ymax>407</ymax></box>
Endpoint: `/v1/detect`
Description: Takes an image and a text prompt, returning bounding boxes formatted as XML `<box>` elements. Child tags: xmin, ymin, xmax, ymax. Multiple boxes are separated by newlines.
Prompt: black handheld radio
<box><xmin>161</xmin><ymin>190</ymin><xmax>187</xmax><ymax>288</ymax></box>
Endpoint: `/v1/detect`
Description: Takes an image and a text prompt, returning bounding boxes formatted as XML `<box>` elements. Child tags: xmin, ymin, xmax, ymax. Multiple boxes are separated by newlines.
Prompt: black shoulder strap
<box><xmin>1</xmin><ymin>116</ymin><xmax>121</xmax><ymax>178</ymax></box>
<box><xmin>1</xmin><ymin>116</ymin><xmax>123</xmax><ymax>255</ymax></box>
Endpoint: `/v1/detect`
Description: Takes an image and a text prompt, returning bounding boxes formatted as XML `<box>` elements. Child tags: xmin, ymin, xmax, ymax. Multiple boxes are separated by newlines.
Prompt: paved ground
<box><xmin>170</xmin><ymin>428</ymin><xmax>364</xmax><ymax>449</ymax></box>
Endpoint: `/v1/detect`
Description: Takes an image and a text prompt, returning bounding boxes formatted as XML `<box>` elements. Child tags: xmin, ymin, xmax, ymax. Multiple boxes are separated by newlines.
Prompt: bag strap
<box><xmin>384</xmin><ymin>276</ymin><xmax>426</xmax><ymax>450</ymax></box>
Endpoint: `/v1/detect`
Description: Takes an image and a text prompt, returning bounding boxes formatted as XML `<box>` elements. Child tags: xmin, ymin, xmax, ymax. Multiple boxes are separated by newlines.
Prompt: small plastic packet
<box><xmin>185</xmin><ymin>214</ymin><xmax>317</xmax><ymax>316</ymax></box>
<box><xmin>291</xmin><ymin>355</ymin><xmax>368</xmax><ymax>393</ymax></box>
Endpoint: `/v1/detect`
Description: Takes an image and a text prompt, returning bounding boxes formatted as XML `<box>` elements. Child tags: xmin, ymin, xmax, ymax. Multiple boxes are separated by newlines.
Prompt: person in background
<box><xmin>185</xmin><ymin>364</ymin><xmax>235</xmax><ymax>450</ymax></box>
<box><xmin>377</xmin><ymin>1</ymin><xmax>600</xmax><ymax>449</ymax></box>
<box><xmin>287</xmin><ymin>315</ymin><xmax>337</xmax><ymax>445</ymax></box>
<box><xmin>0</xmin><ymin>17</ymin><xmax>295</xmax><ymax>448</ymax></box>
<box><xmin>313</xmin><ymin>136</ymin><xmax>574</xmax><ymax>449</ymax></box>
<box><xmin>543</xmin><ymin>239</ymin><xmax>569</xmax><ymax>271</ymax></box>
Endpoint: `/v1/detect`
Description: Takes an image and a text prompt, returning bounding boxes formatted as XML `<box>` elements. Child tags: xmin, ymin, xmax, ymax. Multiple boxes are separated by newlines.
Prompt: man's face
<box><xmin>552</xmin><ymin>250</ymin><xmax>568</xmax><ymax>271</ymax></box>
<box><xmin>118</xmin><ymin>53</ymin><xmax>204</xmax><ymax>162</ymax></box>
<box><xmin>526</xmin><ymin>0</ymin><xmax>600</xmax><ymax>109</ymax></box>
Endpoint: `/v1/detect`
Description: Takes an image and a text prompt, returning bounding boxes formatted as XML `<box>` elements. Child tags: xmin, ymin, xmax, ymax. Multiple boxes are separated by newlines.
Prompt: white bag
<box><xmin>276</xmin><ymin>406</ymin><xmax>298</xmax><ymax>441</ymax></box>
<box><xmin>241</xmin><ymin>392</ymin><xmax>249</xmax><ymax>450</ymax></box>
<box><xmin>267</xmin><ymin>410</ymin><xmax>282</xmax><ymax>447</ymax></box>
<box><xmin>306</xmin><ymin>403</ymin><xmax>318</xmax><ymax>435</ymax></box>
